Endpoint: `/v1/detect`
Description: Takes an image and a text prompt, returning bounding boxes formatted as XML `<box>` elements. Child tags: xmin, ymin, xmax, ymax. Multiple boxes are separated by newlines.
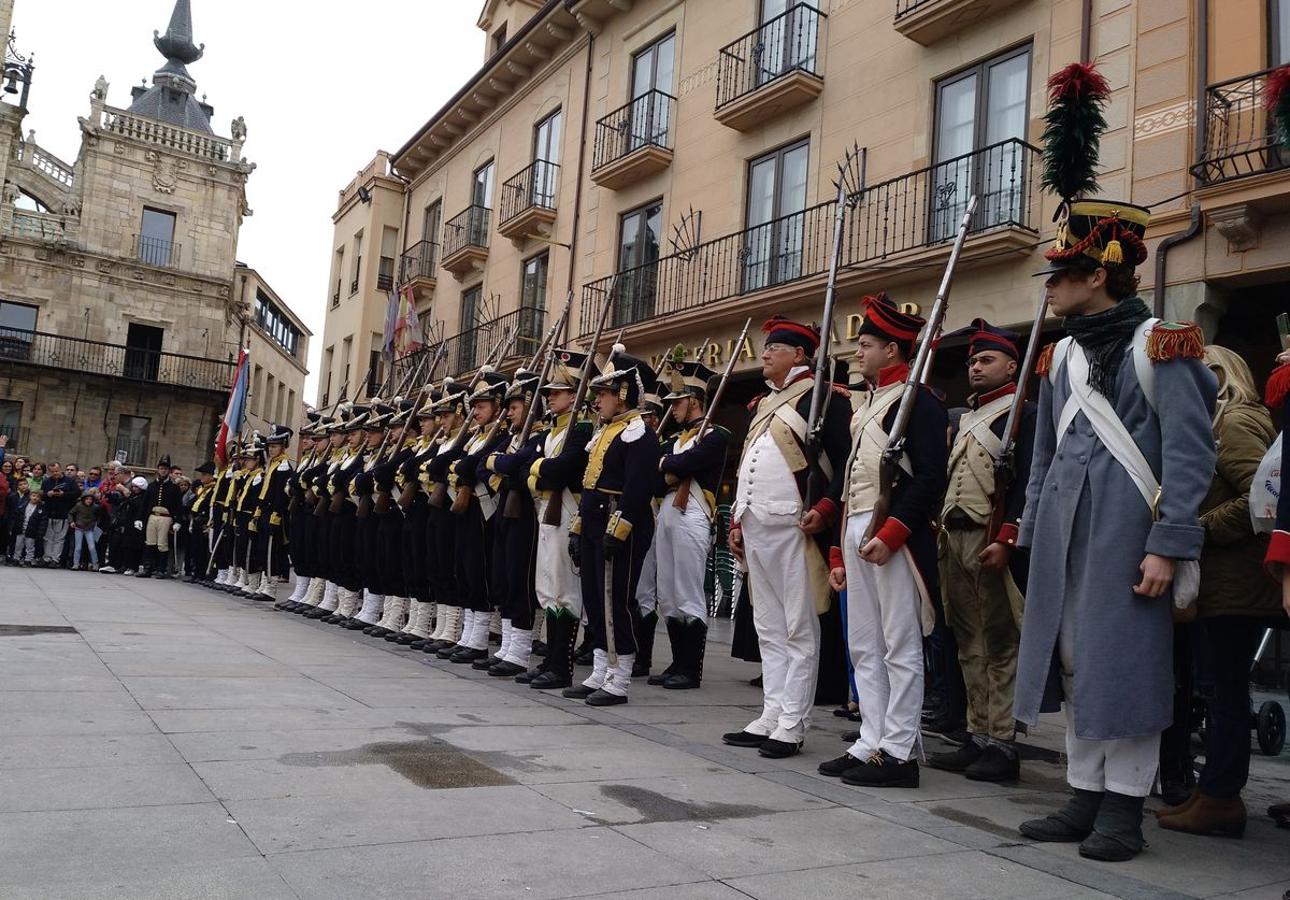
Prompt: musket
<box><xmin>502</xmin><ymin>294</ymin><xmax>574</xmax><ymax>519</ymax></box>
<box><xmin>377</xmin><ymin>341</ymin><xmax>450</xmax><ymax>515</ymax></box>
<box><xmin>429</xmin><ymin>324</ymin><xmax>518</xmax><ymax>509</ymax></box>
<box><xmin>672</xmin><ymin>319</ymin><xmax>751</xmax><ymax>512</ymax></box>
<box><xmin>358</xmin><ymin>353</ymin><xmax>429</xmax><ymax>519</ymax></box>
<box><xmin>803</xmin><ymin>158</ymin><xmax>863</xmax><ymax>515</ymax></box>
<box><xmin>987</xmin><ymin>287</ymin><xmax>1048</xmax><ymax>541</ymax></box>
<box><xmin>866</xmin><ymin>194</ymin><xmax>979</xmax><ymax>542</ymax></box>
<box><xmin>540</xmin><ymin>277</ymin><xmax>619</xmax><ymax>527</ymax></box>
<box><xmin>653</xmin><ymin>337</ymin><xmax>709</xmax><ymax>437</ymax></box>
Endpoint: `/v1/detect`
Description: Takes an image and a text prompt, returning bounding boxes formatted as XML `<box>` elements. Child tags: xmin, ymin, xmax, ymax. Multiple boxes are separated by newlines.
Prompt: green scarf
<box><xmin>1063</xmin><ymin>296</ymin><xmax>1151</xmax><ymax>397</ymax></box>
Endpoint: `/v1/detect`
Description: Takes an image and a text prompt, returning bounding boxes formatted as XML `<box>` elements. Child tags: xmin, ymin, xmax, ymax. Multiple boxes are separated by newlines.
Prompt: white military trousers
<box><xmin>654</xmin><ymin>495</ymin><xmax>712</xmax><ymax>621</ymax></box>
<box><xmin>535</xmin><ymin>491</ymin><xmax>581</xmax><ymax>617</ymax></box>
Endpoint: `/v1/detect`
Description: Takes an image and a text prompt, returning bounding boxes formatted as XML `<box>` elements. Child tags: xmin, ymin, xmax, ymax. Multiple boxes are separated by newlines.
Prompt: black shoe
<box><xmin>383</xmin><ymin>630</ymin><xmax>406</xmax><ymax>642</ymax></box>
<box><xmin>964</xmin><ymin>744</ymin><xmax>1020</xmax><ymax>783</ymax></box>
<box><xmin>472</xmin><ymin>654</ymin><xmax>501</xmax><ymax>671</ymax></box>
<box><xmin>488</xmin><ymin>661</ymin><xmax>525</xmax><ymax>677</ymax></box>
<box><xmin>437</xmin><ymin>643</ymin><xmax>463</xmax><ymax>658</ymax></box>
<box><xmin>342</xmin><ymin>619</ymin><xmax>368</xmax><ymax>630</ymax></box>
<box><xmin>1020</xmin><ymin>789</ymin><xmax>1103</xmax><ymax>842</ymax></box>
<box><xmin>586</xmin><ymin>688</ymin><xmax>627</xmax><ymax>706</ymax></box>
<box><xmin>841</xmin><ymin>750</ymin><xmax>920</xmax><ymax>788</ymax></box>
<box><xmin>927</xmin><ymin>741</ymin><xmax>984</xmax><ymax>773</ymax></box>
<box><xmin>758</xmin><ymin>738</ymin><xmax>802</xmax><ymax>759</ymax></box>
<box><xmin>818</xmin><ymin>753</ymin><xmax>863</xmax><ymax>778</ymax></box>
<box><xmin>841</xmin><ymin>730</ymin><xmax>862</xmax><ymax>742</ymax></box>
<box><xmin>514</xmin><ymin>661</ymin><xmax>547</xmax><ymax>684</ymax></box>
<box><xmin>721</xmin><ymin>730</ymin><xmax>767</xmax><ymax>748</ymax></box>
<box><xmin>749</xmin><ymin>675</ymin><xmax>763</xmax><ymax>688</ymax></box>
<box><xmin>662</xmin><ymin>673</ymin><xmax>700</xmax><ymax>690</ymax></box>
<box><xmin>562</xmin><ymin>684</ymin><xmax>597</xmax><ymax>699</ymax></box>
<box><xmin>450</xmin><ymin>648</ymin><xmax>487</xmax><ymax>664</ymax></box>
<box><xmin>323</xmin><ymin>614</ymin><xmax>345</xmax><ymax>625</ymax></box>
<box><xmin>647</xmin><ymin>666</ymin><xmax>677</xmax><ymax>686</ymax></box>
<box><xmin>528</xmin><ymin>670</ymin><xmax>571</xmax><ymax>690</ymax></box>
<box><xmin>1079</xmin><ymin>792</ymin><xmax>1145</xmax><ymax>862</ymax></box>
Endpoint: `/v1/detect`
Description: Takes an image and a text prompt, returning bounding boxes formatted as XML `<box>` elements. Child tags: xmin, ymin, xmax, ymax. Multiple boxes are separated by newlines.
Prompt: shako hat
<box><xmin>590</xmin><ymin>343</ymin><xmax>656</xmax><ymax>409</ymax></box>
<box><xmin>265</xmin><ymin>423</ymin><xmax>294</xmax><ymax>445</ymax></box>
<box><xmin>761</xmin><ymin>316</ymin><xmax>819</xmax><ymax>357</ymax></box>
<box><xmin>467</xmin><ymin>366</ymin><xmax>509</xmax><ymax>405</ymax></box>
<box><xmin>943</xmin><ymin>318</ymin><xmax>1020</xmax><ymax>361</ymax></box>
<box><xmin>416</xmin><ymin>386</ymin><xmax>445</xmax><ymax>418</ymax></box>
<box><xmin>662</xmin><ymin>357</ymin><xmax>718</xmax><ymax>402</ymax></box>
<box><xmin>858</xmin><ymin>293</ymin><xmax>925</xmax><ymax>351</ymax></box>
<box><xmin>195</xmin><ymin>461</ymin><xmax>217</xmax><ymax>476</ymax></box>
<box><xmin>543</xmin><ymin>348</ymin><xmax>588</xmax><ymax>393</ymax></box>
<box><xmin>503</xmin><ymin>369</ymin><xmax>541</xmax><ymax>404</ymax></box>
<box><xmin>365</xmin><ymin>402</ymin><xmax>397</xmax><ymax>429</ymax></box>
<box><xmin>433</xmin><ymin>378</ymin><xmax>469</xmax><ymax>415</ymax></box>
<box><xmin>340</xmin><ymin>403</ymin><xmax>371</xmax><ymax>432</ymax></box>
<box><xmin>156</xmin><ymin>454</ymin><xmax>172</xmax><ymax>469</ymax></box>
<box><xmin>639</xmin><ymin>392</ymin><xmax>665</xmax><ymax>418</ymax></box>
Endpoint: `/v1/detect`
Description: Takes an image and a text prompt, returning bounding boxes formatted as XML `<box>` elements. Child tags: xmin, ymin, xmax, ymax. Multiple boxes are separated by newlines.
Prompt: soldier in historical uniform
<box><xmin>562</xmin><ymin>346</ymin><xmax>662</xmax><ymax>706</ymax></box>
<box><xmin>521</xmin><ymin>350</ymin><xmax>592</xmax><ymax>690</ymax></box>
<box><xmin>813</xmin><ymin>294</ymin><xmax>946</xmax><ymax>788</ymax></box>
<box><xmin>440</xmin><ymin>370</ymin><xmax>510</xmax><ymax>663</ymax></box>
<box><xmin>1015</xmin><ymin>199</ymin><xmax>1216</xmax><ymax>860</ymax></box>
<box><xmin>229</xmin><ymin>440</ymin><xmax>265</xmax><ymax>596</ymax></box>
<box><xmin>629</xmin><ymin>390</ymin><xmax>666</xmax><ymax>678</ymax></box>
<box><xmin>483</xmin><ymin>370</ymin><xmax>544</xmax><ymax>677</ymax></box>
<box><xmin>209</xmin><ymin>441</ymin><xmax>243</xmax><ymax>589</ymax></box>
<box><xmin>278</xmin><ymin>413</ymin><xmax>323</xmax><ymax>607</ymax></box>
<box><xmin>303</xmin><ymin>405</ymin><xmax>369</xmax><ymax>619</ymax></box>
<box><xmin>281</xmin><ymin>417</ymin><xmax>343</xmax><ymax>612</ymax></box>
<box><xmin>248</xmin><ymin>424</ymin><xmax>295</xmax><ymax>602</ymax></box>
<box><xmin>648</xmin><ymin>358</ymin><xmax>728</xmax><ymax>690</ymax></box>
<box><xmin>721</xmin><ymin>317</ymin><xmax>852</xmax><ymax>759</ymax></box>
<box><xmin>184</xmin><ymin>461</ymin><xmax>217</xmax><ymax>584</ymax></box>
<box><xmin>409</xmin><ymin>383</ymin><xmax>469</xmax><ymax>650</ymax></box>
<box><xmin>139</xmin><ymin>454</ymin><xmax>184</xmax><ymax>578</ymax></box>
<box><xmin>924</xmin><ymin>320</ymin><xmax>1035</xmax><ymax>783</ymax></box>
<box><xmin>341</xmin><ymin>403</ymin><xmax>396</xmax><ymax>628</ymax></box>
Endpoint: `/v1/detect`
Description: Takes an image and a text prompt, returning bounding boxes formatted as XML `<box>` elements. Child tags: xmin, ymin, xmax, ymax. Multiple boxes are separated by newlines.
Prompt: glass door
<box><xmin>532</xmin><ymin>110</ymin><xmax>562</xmax><ymax>208</ymax></box>
<box><xmin>615</xmin><ymin>202</ymin><xmax>663</xmax><ymax>326</ymax></box>
<box><xmin>744</xmin><ymin>140</ymin><xmax>809</xmax><ymax>292</ymax></box>
<box><xmin>630</xmin><ymin>33</ymin><xmax>675</xmax><ymax>151</ymax></box>
<box><xmin>758</xmin><ymin>0</ymin><xmax>815</xmax><ymax>87</ymax></box>
<box><xmin>470</xmin><ymin>161</ymin><xmax>494</xmax><ymax>245</ymax></box>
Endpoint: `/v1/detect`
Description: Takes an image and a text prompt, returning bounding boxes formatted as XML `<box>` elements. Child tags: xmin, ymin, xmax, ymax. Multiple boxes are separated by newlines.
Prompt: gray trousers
<box><xmin>43</xmin><ymin>519</ymin><xmax>68</xmax><ymax>563</ymax></box>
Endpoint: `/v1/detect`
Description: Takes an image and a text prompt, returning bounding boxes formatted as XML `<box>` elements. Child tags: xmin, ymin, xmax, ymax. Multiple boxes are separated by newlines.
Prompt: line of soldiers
<box><xmin>187</xmin><ymin>343</ymin><xmax>730</xmax><ymax>708</ymax></box>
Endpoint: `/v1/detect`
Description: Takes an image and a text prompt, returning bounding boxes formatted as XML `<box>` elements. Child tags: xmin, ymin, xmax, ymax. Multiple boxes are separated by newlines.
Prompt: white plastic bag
<box><xmin>1250</xmin><ymin>432</ymin><xmax>1282</xmax><ymax>535</ymax></box>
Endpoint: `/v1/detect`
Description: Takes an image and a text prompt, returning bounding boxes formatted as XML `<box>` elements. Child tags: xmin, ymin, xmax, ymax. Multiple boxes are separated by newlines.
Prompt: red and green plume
<box><xmin>1264</xmin><ymin>66</ymin><xmax>1290</xmax><ymax>150</ymax></box>
<box><xmin>1041</xmin><ymin>62</ymin><xmax>1112</xmax><ymax>202</ymax></box>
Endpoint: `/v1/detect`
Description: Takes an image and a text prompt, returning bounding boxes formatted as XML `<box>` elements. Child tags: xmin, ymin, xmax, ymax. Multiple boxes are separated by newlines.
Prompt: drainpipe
<box><xmin>563</xmin><ymin>31</ymin><xmax>596</xmax><ymax>333</ymax></box>
<box><xmin>1079</xmin><ymin>0</ymin><xmax>1092</xmax><ymax>63</ymax></box>
<box><xmin>1151</xmin><ymin>0</ymin><xmax>1209</xmax><ymax>318</ymax></box>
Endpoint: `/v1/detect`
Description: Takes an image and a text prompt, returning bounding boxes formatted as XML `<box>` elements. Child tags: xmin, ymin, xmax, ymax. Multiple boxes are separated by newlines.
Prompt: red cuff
<box><xmin>1264</xmin><ymin>530</ymin><xmax>1290</xmax><ymax>576</ymax></box>
<box><xmin>994</xmin><ymin>522</ymin><xmax>1020</xmax><ymax>547</ymax></box>
<box><xmin>875</xmin><ymin>517</ymin><xmax>911</xmax><ymax>552</ymax></box>
<box><xmin>812</xmin><ymin>497</ymin><xmax>839</xmax><ymax>526</ymax></box>
<box><xmin>828</xmin><ymin>546</ymin><xmax>843</xmax><ymax>570</ymax></box>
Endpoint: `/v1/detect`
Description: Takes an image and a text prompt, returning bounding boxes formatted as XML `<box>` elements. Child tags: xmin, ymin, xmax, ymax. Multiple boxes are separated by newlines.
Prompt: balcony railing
<box><xmin>499</xmin><ymin>160</ymin><xmax>560</xmax><ymax>227</ymax></box>
<box><xmin>578</xmin><ymin>138</ymin><xmax>1038</xmax><ymax>332</ymax></box>
<box><xmin>895</xmin><ymin>0</ymin><xmax>938</xmax><ymax>16</ymax></box>
<box><xmin>101</xmin><ymin>106</ymin><xmax>232</xmax><ymax>162</ymax></box>
<box><xmin>443</xmin><ymin>205</ymin><xmax>492</xmax><ymax>260</ymax></box>
<box><xmin>400</xmin><ymin>240</ymin><xmax>440</xmax><ymax>283</ymax></box>
<box><xmin>0</xmin><ymin>327</ymin><xmax>235</xmax><ymax>393</ymax></box>
<box><xmin>13</xmin><ymin>140</ymin><xmax>75</xmax><ymax>188</ymax></box>
<box><xmin>593</xmin><ymin>90</ymin><xmax>676</xmax><ymax>172</ymax></box>
<box><xmin>442</xmin><ymin>305</ymin><xmax>546</xmax><ymax>377</ymax></box>
<box><xmin>136</xmin><ymin>234</ymin><xmax>179</xmax><ymax>268</ymax></box>
<box><xmin>377</xmin><ymin>272</ymin><xmax>394</xmax><ymax>292</ymax></box>
<box><xmin>331</xmin><ymin>290</ymin><xmax>340</xmax><ymax>309</ymax></box>
<box><xmin>1193</xmin><ymin>67</ymin><xmax>1290</xmax><ymax>186</ymax></box>
<box><xmin>716</xmin><ymin>5</ymin><xmax>825</xmax><ymax>111</ymax></box>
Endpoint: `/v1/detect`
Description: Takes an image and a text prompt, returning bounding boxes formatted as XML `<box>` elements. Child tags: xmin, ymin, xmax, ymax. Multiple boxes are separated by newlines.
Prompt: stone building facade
<box><xmin>237</xmin><ymin>264</ymin><xmax>310</xmax><ymax>440</ymax></box>
<box><xmin>317</xmin><ymin>0</ymin><xmax>1290</xmax><ymax>433</ymax></box>
<box><xmin>0</xmin><ymin>0</ymin><xmax>303</xmax><ymax>470</ymax></box>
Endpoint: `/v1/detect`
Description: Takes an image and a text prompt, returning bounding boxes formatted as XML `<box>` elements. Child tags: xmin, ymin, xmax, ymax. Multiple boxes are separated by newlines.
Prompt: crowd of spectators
<box><xmin>0</xmin><ymin>435</ymin><xmax>196</xmax><ymax>577</ymax></box>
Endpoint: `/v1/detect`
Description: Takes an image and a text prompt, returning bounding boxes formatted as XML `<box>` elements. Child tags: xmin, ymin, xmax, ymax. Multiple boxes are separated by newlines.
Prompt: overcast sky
<box><xmin>12</xmin><ymin>0</ymin><xmax>486</xmax><ymax>398</ymax></box>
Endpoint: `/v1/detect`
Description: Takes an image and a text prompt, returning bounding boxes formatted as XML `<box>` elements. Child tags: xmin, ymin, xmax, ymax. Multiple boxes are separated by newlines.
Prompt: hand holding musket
<box><xmin>987</xmin><ymin>287</ymin><xmax>1048</xmax><ymax>540</ymax></box>
<box><xmin>866</xmin><ymin>195</ymin><xmax>978</xmax><ymax>543</ymax></box>
<box><xmin>673</xmin><ymin>318</ymin><xmax>751</xmax><ymax>512</ymax></box>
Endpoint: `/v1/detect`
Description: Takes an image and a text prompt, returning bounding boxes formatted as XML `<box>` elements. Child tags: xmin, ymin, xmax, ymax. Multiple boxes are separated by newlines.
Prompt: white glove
<box><xmin>172</xmin><ymin>523</ymin><xmax>181</xmax><ymax>533</ymax></box>
<box><xmin>133</xmin><ymin>520</ymin><xmax>143</xmax><ymax>530</ymax></box>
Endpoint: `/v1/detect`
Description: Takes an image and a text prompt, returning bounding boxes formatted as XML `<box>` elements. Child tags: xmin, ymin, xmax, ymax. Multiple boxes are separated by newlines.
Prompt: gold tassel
<box><xmin>1145</xmin><ymin>322</ymin><xmax>1204</xmax><ymax>363</ymax></box>
<box><xmin>1101</xmin><ymin>239</ymin><xmax>1124</xmax><ymax>265</ymax></box>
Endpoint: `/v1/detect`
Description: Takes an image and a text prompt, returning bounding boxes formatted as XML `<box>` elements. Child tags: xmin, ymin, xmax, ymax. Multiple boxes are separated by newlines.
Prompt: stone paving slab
<box><xmin>2</xmin><ymin>568</ymin><xmax>1287</xmax><ymax>900</ymax></box>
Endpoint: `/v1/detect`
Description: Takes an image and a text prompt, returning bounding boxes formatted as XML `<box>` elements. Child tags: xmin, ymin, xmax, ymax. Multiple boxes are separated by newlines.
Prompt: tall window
<box><xmin>757</xmin><ymin>0</ymin><xmax>817</xmax><ymax>87</ymax></box>
<box><xmin>341</xmin><ymin>335</ymin><xmax>353</xmax><ymax>400</ymax></box>
<box><xmin>0</xmin><ymin>300</ymin><xmax>37</xmax><ymax>360</ymax></box>
<box><xmin>367</xmin><ymin>347</ymin><xmax>382</xmax><ymax>397</ymax></box>
<box><xmin>744</xmin><ymin>139</ymin><xmax>809</xmax><ymax>292</ymax></box>
<box><xmin>629</xmin><ymin>33</ymin><xmax>676</xmax><ymax>151</ymax></box>
<box><xmin>139</xmin><ymin>207</ymin><xmax>176</xmax><ymax>266</ymax></box>
<box><xmin>472</xmin><ymin>161</ymin><xmax>495</xmax><ymax>209</ymax></box>
<box><xmin>332</xmin><ymin>248</ymin><xmax>344</xmax><ymax>306</ymax></box>
<box><xmin>532</xmin><ymin>109</ymin><xmax>563</xmax><ymax>208</ymax></box>
<box><xmin>932</xmin><ymin>45</ymin><xmax>1031</xmax><ymax>238</ymax></box>
<box><xmin>615</xmin><ymin>202</ymin><xmax>663</xmax><ymax>326</ymax></box>
<box><xmin>321</xmin><ymin>345</ymin><xmax>334</xmax><ymax>405</ymax></box>
<box><xmin>0</xmin><ymin>399</ymin><xmax>20</xmax><ymax>446</ymax></box>
<box><xmin>1274</xmin><ymin>0</ymin><xmax>1290</xmax><ymax>64</ymax></box>
<box><xmin>124</xmin><ymin>322</ymin><xmax>163</xmax><ymax>382</ymax></box>
<box><xmin>458</xmin><ymin>285</ymin><xmax>483</xmax><ymax>373</ymax></box>
<box><xmin>423</xmin><ymin>201</ymin><xmax>442</xmax><ymax>245</ymax></box>
<box><xmin>115</xmin><ymin>414</ymin><xmax>150</xmax><ymax>466</ymax></box>
<box><xmin>492</xmin><ymin>23</ymin><xmax>508</xmax><ymax>56</ymax></box>
<box><xmin>378</xmin><ymin>226</ymin><xmax>398</xmax><ymax>291</ymax></box>
<box><xmin>520</xmin><ymin>253</ymin><xmax>549</xmax><ymax>360</ymax></box>
<box><xmin>351</xmin><ymin>232</ymin><xmax>363</xmax><ymax>294</ymax></box>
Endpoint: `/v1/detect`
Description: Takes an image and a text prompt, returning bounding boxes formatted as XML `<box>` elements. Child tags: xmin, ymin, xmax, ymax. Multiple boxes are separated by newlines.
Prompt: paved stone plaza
<box><xmin>1</xmin><ymin>569</ymin><xmax>1287</xmax><ymax>899</ymax></box>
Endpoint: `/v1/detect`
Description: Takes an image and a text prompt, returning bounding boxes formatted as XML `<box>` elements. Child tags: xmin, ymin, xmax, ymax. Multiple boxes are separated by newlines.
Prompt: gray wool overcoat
<box><xmin>1015</xmin><ymin>334</ymin><xmax>1217</xmax><ymax>741</ymax></box>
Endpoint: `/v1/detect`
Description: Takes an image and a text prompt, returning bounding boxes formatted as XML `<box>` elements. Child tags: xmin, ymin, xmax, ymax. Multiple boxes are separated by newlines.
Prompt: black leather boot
<box><xmin>664</xmin><ymin>619</ymin><xmax>707</xmax><ymax>690</ymax></box>
<box><xmin>631</xmin><ymin>609</ymin><xmax>657</xmax><ymax>678</ymax></box>
<box><xmin>529</xmin><ymin>612</ymin><xmax>575</xmax><ymax>690</ymax></box>
<box><xmin>1020</xmin><ymin>789</ymin><xmax>1103</xmax><ymax>842</ymax></box>
<box><xmin>648</xmin><ymin>617</ymin><xmax>682</xmax><ymax>686</ymax></box>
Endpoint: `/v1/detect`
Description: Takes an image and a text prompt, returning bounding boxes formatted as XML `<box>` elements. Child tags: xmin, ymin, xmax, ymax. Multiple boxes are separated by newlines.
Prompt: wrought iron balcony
<box><xmin>577</xmin><ymin>138</ymin><xmax>1038</xmax><ymax>333</ymax></box>
<box><xmin>330</xmin><ymin>289</ymin><xmax>340</xmax><ymax>309</ymax></box>
<box><xmin>441</xmin><ymin>205</ymin><xmax>492</xmax><ymax>278</ymax></box>
<box><xmin>892</xmin><ymin>0</ymin><xmax>1027</xmax><ymax>45</ymax></box>
<box><xmin>0</xmin><ymin>327</ymin><xmax>235</xmax><ymax>393</ymax></box>
<box><xmin>591</xmin><ymin>90</ymin><xmax>676</xmax><ymax>190</ymax></box>
<box><xmin>135</xmin><ymin>234</ymin><xmax>179</xmax><ymax>268</ymax></box>
<box><xmin>1193</xmin><ymin>67</ymin><xmax>1290</xmax><ymax>186</ymax></box>
<box><xmin>400</xmin><ymin>241</ymin><xmax>439</xmax><ymax>283</ymax></box>
<box><xmin>442</xmin><ymin>305</ymin><xmax>546</xmax><ymax>377</ymax></box>
<box><xmin>376</xmin><ymin>273</ymin><xmax>394</xmax><ymax>292</ymax></box>
<box><xmin>715</xmin><ymin>5</ymin><xmax>826</xmax><ymax>130</ymax></box>
<box><xmin>498</xmin><ymin>160</ymin><xmax>560</xmax><ymax>240</ymax></box>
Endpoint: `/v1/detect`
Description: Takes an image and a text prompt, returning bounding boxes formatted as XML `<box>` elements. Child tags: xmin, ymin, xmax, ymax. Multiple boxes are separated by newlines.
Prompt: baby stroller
<box><xmin>1251</xmin><ymin>627</ymin><xmax>1287</xmax><ymax>757</ymax></box>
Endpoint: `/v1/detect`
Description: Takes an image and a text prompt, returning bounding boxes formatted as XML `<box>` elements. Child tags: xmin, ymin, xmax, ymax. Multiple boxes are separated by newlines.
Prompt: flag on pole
<box><xmin>215</xmin><ymin>347</ymin><xmax>250</xmax><ymax>467</ymax></box>
<box><xmin>381</xmin><ymin>288</ymin><xmax>399</xmax><ymax>357</ymax></box>
<box><xmin>393</xmin><ymin>284</ymin><xmax>425</xmax><ymax>356</ymax></box>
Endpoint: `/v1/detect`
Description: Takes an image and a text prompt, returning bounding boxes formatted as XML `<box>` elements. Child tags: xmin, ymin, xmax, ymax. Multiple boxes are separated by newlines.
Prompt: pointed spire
<box><xmin>153</xmin><ymin>0</ymin><xmax>204</xmax><ymax>66</ymax></box>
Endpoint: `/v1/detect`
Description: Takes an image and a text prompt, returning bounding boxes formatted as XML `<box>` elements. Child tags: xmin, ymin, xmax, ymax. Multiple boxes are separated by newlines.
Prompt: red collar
<box><xmin>972</xmin><ymin>382</ymin><xmax>1016</xmax><ymax>408</ymax></box>
<box><xmin>875</xmin><ymin>363</ymin><xmax>910</xmax><ymax>389</ymax></box>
